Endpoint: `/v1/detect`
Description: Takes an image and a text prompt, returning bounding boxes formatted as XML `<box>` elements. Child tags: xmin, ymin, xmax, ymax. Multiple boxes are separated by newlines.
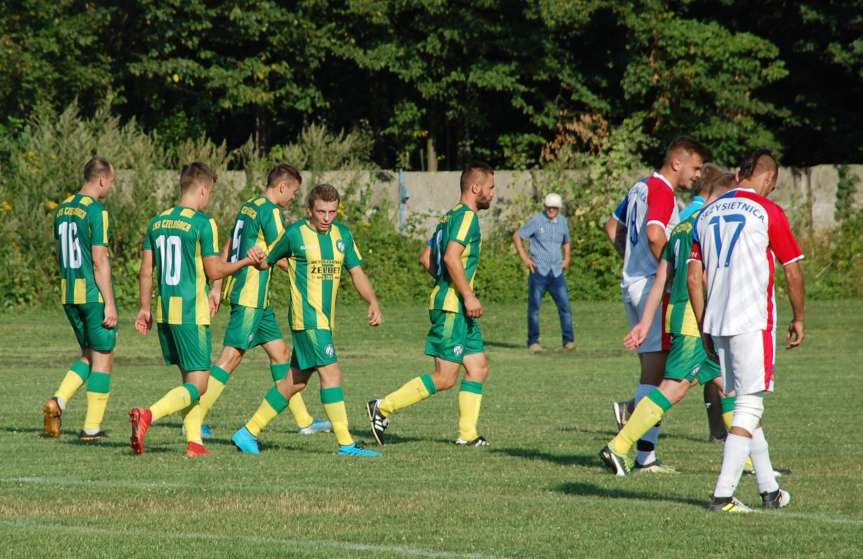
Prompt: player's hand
<box><xmin>367</xmin><ymin>302</ymin><xmax>382</xmax><ymax>327</ymax></box>
<box><xmin>102</xmin><ymin>303</ymin><xmax>118</xmax><ymax>328</ymax></box>
<box><xmin>786</xmin><ymin>319</ymin><xmax>805</xmax><ymax>349</ymax></box>
<box><xmin>624</xmin><ymin>323</ymin><xmax>648</xmax><ymax>350</ymax></box>
<box><xmin>523</xmin><ymin>259</ymin><xmax>536</xmax><ymax>273</ymax></box>
<box><xmin>208</xmin><ymin>289</ymin><xmax>221</xmax><ymax>317</ymax></box>
<box><xmin>135</xmin><ymin>309</ymin><xmax>152</xmax><ymax>336</ymax></box>
<box><xmin>246</xmin><ymin>246</ymin><xmax>266</xmax><ymax>264</ymax></box>
<box><xmin>702</xmin><ymin>332</ymin><xmax>718</xmax><ymax>361</ymax></box>
<box><xmin>464</xmin><ymin>294</ymin><xmax>483</xmax><ymax>318</ymax></box>
<box><xmin>562</xmin><ymin>258</ymin><xmax>570</xmax><ymax>270</ymax></box>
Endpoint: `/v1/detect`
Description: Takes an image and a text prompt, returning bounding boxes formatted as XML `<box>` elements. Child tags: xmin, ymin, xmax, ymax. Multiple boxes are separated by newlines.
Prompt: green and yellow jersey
<box><xmin>222</xmin><ymin>196</ymin><xmax>285</xmax><ymax>309</ymax></box>
<box><xmin>266</xmin><ymin>219</ymin><xmax>362</xmax><ymax>331</ymax></box>
<box><xmin>663</xmin><ymin>211</ymin><xmax>700</xmax><ymax>337</ymax></box>
<box><xmin>427</xmin><ymin>203</ymin><xmax>481</xmax><ymax>314</ymax></box>
<box><xmin>143</xmin><ymin>207</ymin><xmax>220</xmax><ymax>325</ymax></box>
<box><xmin>54</xmin><ymin>194</ymin><xmax>111</xmax><ymax>305</ymax></box>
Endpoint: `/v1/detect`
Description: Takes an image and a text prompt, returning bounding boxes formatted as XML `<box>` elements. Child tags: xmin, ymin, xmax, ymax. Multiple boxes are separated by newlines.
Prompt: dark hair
<box><xmin>459</xmin><ymin>161</ymin><xmax>494</xmax><ymax>193</ymax></box>
<box><xmin>83</xmin><ymin>157</ymin><xmax>113</xmax><ymax>182</ymax></box>
<box><xmin>180</xmin><ymin>162</ymin><xmax>216</xmax><ymax>192</ymax></box>
<box><xmin>663</xmin><ymin>136</ymin><xmax>710</xmax><ymax>166</ymax></box>
<box><xmin>737</xmin><ymin>149</ymin><xmax>778</xmax><ymax>180</ymax></box>
<box><xmin>267</xmin><ymin>163</ymin><xmax>302</xmax><ymax>188</ymax></box>
<box><xmin>307</xmin><ymin>183</ymin><xmax>340</xmax><ymax>209</ymax></box>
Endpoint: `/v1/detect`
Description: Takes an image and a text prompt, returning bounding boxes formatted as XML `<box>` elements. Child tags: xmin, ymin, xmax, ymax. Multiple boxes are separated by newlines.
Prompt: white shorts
<box><xmin>622</xmin><ymin>278</ymin><xmax>669</xmax><ymax>354</ymax></box>
<box><xmin>712</xmin><ymin>330</ymin><xmax>775</xmax><ymax>395</ymax></box>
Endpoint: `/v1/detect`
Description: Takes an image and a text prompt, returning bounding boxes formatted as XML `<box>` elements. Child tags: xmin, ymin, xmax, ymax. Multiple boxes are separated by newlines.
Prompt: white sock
<box><xmin>83</xmin><ymin>427</ymin><xmax>100</xmax><ymax>436</ymax></box>
<box><xmin>56</xmin><ymin>397</ymin><xmax>67</xmax><ymax>411</ymax></box>
<box><xmin>635</xmin><ymin>384</ymin><xmax>660</xmax><ymax>466</ymax></box>
<box><xmin>750</xmin><ymin>428</ymin><xmax>779</xmax><ymax>494</ymax></box>
<box><xmin>714</xmin><ymin>433</ymin><xmax>752</xmax><ymax>498</ymax></box>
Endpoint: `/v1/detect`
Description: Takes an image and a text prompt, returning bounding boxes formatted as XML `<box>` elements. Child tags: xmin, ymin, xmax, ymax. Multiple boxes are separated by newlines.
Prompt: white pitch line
<box><xmin>0</xmin><ymin>519</ymin><xmax>515</xmax><ymax>559</ymax></box>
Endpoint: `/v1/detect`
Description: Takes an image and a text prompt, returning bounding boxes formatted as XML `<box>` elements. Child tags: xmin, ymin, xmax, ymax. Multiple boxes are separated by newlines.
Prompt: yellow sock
<box><xmin>321</xmin><ymin>387</ymin><xmax>353</xmax><ymax>446</ymax></box>
<box><xmin>611</xmin><ymin>390</ymin><xmax>671</xmax><ymax>455</ymax></box>
<box><xmin>457</xmin><ymin>380</ymin><xmax>484</xmax><ymax>441</ymax></box>
<box><xmin>288</xmin><ymin>393</ymin><xmax>314</xmax><ymax>430</ymax></box>
<box><xmin>82</xmin><ymin>372</ymin><xmax>111</xmax><ymax>432</ymax></box>
<box><xmin>150</xmin><ymin>384</ymin><xmax>200</xmax><ymax>421</ymax></box>
<box><xmin>380</xmin><ymin>374</ymin><xmax>436</xmax><ymax>417</ymax></box>
<box><xmin>245</xmin><ymin>387</ymin><xmax>289</xmax><ymax>437</ymax></box>
<box><xmin>55</xmin><ymin>360</ymin><xmax>91</xmax><ymax>407</ymax></box>
<box><xmin>185</xmin><ymin>368</ymin><xmax>230</xmax><ymax>441</ymax></box>
<box><xmin>720</xmin><ymin>396</ymin><xmax>735</xmax><ymax>431</ymax></box>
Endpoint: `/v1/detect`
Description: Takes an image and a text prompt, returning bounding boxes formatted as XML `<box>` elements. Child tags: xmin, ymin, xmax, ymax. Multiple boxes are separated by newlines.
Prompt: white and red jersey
<box><xmin>612</xmin><ymin>172</ymin><xmax>680</xmax><ymax>288</ymax></box>
<box><xmin>690</xmin><ymin>188</ymin><xmax>803</xmax><ymax>336</ymax></box>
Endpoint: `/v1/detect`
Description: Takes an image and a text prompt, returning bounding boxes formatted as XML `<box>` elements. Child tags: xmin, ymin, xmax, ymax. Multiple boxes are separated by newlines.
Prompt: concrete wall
<box><xmin>134</xmin><ymin>165</ymin><xmax>863</xmax><ymax>236</ymax></box>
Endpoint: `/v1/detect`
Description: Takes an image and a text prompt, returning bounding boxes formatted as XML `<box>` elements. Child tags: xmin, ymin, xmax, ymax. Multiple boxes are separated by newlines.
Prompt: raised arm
<box><xmin>208</xmin><ymin>238</ymin><xmax>232</xmax><ymax>315</ymax></box>
<box><xmin>92</xmin><ymin>245</ymin><xmax>118</xmax><ymax>328</ymax></box>
<box><xmin>202</xmin><ymin>248</ymin><xmax>264</xmax><ymax>281</ymax></box>
<box><xmin>348</xmin><ymin>265</ymin><xmax>382</xmax><ymax>326</ymax></box>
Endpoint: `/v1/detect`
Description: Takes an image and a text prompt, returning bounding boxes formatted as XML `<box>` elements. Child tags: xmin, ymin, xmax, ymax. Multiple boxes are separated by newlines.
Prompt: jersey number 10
<box><xmin>155</xmin><ymin>235</ymin><xmax>182</xmax><ymax>286</ymax></box>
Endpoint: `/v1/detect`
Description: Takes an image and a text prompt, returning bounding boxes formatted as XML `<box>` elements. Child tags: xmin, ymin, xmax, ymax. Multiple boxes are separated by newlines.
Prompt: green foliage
<box><xmin>0</xmin><ymin>104</ymin><xmax>381</xmax><ymax>309</ymax></box>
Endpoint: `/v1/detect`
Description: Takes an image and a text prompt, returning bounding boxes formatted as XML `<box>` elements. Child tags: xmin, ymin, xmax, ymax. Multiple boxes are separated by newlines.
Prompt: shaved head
<box><xmin>737</xmin><ymin>149</ymin><xmax>778</xmax><ymax>181</ymax></box>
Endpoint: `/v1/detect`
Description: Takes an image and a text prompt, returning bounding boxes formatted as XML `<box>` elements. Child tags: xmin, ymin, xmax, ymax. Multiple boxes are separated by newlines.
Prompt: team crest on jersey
<box><xmin>336</xmin><ymin>240</ymin><xmax>345</xmax><ymax>253</ymax></box>
<box><xmin>453</xmin><ymin>344</ymin><xmax>464</xmax><ymax>356</ymax></box>
<box><xmin>325</xmin><ymin>344</ymin><xmax>335</xmax><ymax>357</ymax></box>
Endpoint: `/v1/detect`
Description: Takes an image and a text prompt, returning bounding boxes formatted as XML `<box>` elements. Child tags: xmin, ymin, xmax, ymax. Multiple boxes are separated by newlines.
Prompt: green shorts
<box><xmin>157</xmin><ymin>323</ymin><xmax>212</xmax><ymax>372</ymax></box>
<box><xmin>63</xmin><ymin>303</ymin><xmax>117</xmax><ymax>352</ymax></box>
<box><xmin>665</xmin><ymin>334</ymin><xmax>721</xmax><ymax>385</ymax></box>
<box><xmin>223</xmin><ymin>305</ymin><xmax>283</xmax><ymax>350</ymax></box>
<box><xmin>290</xmin><ymin>329</ymin><xmax>337</xmax><ymax>371</ymax></box>
<box><xmin>424</xmin><ymin>310</ymin><xmax>484</xmax><ymax>364</ymax></box>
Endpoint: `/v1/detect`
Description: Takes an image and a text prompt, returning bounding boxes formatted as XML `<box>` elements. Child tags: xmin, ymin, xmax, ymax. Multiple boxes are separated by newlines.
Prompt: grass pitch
<box><xmin>1</xmin><ymin>300</ymin><xmax>861</xmax><ymax>558</ymax></box>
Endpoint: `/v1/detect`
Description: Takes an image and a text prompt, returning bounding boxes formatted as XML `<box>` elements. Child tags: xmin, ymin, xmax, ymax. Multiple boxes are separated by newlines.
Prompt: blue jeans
<box><xmin>527</xmin><ymin>271</ymin><xmax>574</xmax><ymax>346</ymax></box>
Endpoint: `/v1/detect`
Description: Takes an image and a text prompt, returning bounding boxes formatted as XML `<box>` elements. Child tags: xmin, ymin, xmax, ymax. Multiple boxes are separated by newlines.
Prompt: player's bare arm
<box><xmin>512</xmin><ymin>232</ymin><xmax>536</xmax><ymax>273</ymax></box>
<box><xmin>443</xmin><ymin>240</ymin><xmax>482</xmax><ymax>318</ymax></box>
<box><xmin>604</xmin><ymin>217</ymin><xmax>627</xmax><ymax>258</ymax></box>
<box><xmin>275</xmin><ymin>257</ymin><xmax>290</xmax><ymax>272</ymax></box>
<box><xmin>646</xmin><ymin>223</ymin><xmax>667</xmax><ymax>260</ymax></box>
<box><xmin>348</xmin><ymin>265</ymin><xmax>382</xmax><ymax>326</ymax></box>
<box><xmin>203</xmin><ymin>246</ymin><xmax>266</xmax><ymax>280</ymax></box>
<box><xmin>419</xmin><ymin>245</ymin><xmax>435</xmax><ymax>277</ymax></box>
<box><xmin>624</xmin><ymin>259</ymin><xmax>669</xmax><ymax>350</ymax></box>
<box><xmin>562</xmin><ymin>242</ymin><xmax>571</xmax><ymax>270</ymax></box>
<box><xmin>92</xmin><ymin>245</ymin><xmax>118</xmax><ymax>328</ymax></box>
<box><xmin>135</xmin><ymin>248</ymin><xmax>154</xmax><ymax>335</ymax></box>
<box><xmin>687</xmin><ymin>259</ymin><xmax>715</xmax><ymax>359</ymax></box>
<box><xmin>783</xmin><ymin>261</ymin><xmax>806</xmax><ymax>348</ymax></box>
<box><xmin>208</xmin><ymin>238</ymin><xmax>232</xmax><ymax>316</ymax></box>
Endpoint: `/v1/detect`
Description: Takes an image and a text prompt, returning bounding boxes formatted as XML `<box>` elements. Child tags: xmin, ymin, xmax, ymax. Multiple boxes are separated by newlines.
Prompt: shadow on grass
<box><xmin>557</xmin><ymin>481</ymin><xmax>706</xmax><ymax>509</ymax></box>
<box><xmin>492</xmin><ymin>447</ymin><xmax>597</xmax><ymax>467</ymax></box>
<box><xmin>561</xmin><ymin>425</ymin><xmax>722</xmax><ymax>445</ymax></box>
<box><xmin>484</xmin><ymin>340</ymin><xmax>524</xmax><ymax>349</ymax></box>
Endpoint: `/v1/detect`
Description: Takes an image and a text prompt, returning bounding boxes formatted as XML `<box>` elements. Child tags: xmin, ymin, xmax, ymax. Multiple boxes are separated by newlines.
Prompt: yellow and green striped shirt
<box><xmin>143</xmin><ymin>207</ymin><xmax>220</xmax><ymax>325</ymax></box>
<box><xmin>266</xmin><ymin>219</ymin><xmax>363</xmax><ymax>331</ymax></box>
<box><xmin>223</xmin><ymin>196</ymin><xmax>285</xmax><ymax>308</ymax></box>
<box><xmin>427</xmin><ymin>203</ymin><xmax>482</xmax><ymax>314</ymax></box>
<box><xmin>663</xmin><ymin>211</ymin><xmax>700</xmax><ymax>337</ymax></box>
<box><xmin>54</xmin><ymin>194</ymin><xmax>111</xmax><ymax>305</ymax></box>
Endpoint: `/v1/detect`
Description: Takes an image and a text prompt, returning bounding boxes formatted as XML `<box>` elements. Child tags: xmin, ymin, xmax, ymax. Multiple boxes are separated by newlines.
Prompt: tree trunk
<box><xmin>426</xmin><ymin>136</ymin><xmax>438</xmax><ymax>172</ymax></box>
